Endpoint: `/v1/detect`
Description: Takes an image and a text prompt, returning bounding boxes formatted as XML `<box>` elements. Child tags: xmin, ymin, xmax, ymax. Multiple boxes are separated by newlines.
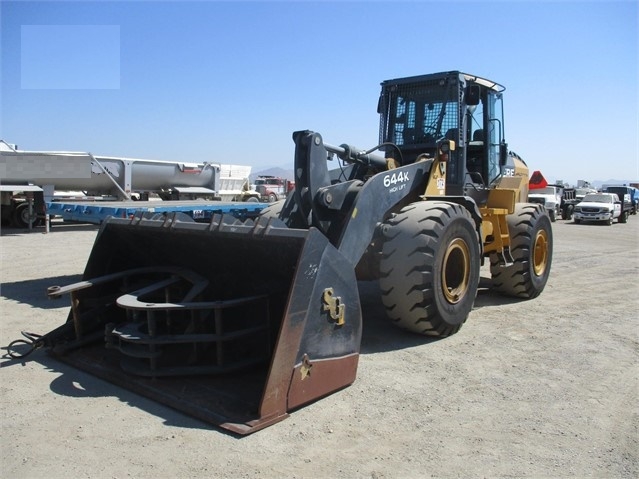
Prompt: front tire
<box><xmin>379</xmin><ymin>201</ymin><xmax>481</xmax><ymax>337</ymax></box>
<box><xmin>490</xmin><ymin>204</ymin><xmax>552</xmax><ymax>298</ymax></box>
<box><xmin>259</xmin><ymin>199</ymin><xmax>286</xmax><ymax>220</ymax></box>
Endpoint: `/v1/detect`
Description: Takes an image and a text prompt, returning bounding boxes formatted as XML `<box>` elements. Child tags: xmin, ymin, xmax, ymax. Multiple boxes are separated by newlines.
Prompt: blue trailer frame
<box><xmin>46</xmin><ymin>200</ymin><xmax>268</xmax><ymax>224</ymax></box>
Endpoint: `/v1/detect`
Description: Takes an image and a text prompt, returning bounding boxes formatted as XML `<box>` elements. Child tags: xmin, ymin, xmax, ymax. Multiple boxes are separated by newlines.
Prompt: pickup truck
<box><xmin>573</xmin><ymin>192</ymin><xmax>624</xmax><ymax>225</ymax></box>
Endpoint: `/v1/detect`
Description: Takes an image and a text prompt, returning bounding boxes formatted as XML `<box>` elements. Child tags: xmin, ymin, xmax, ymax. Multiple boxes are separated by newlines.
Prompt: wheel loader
<box><xmin>9</xmin><ymin>71</ymin><xmax>552</xmax><ymax>435</ymax></box>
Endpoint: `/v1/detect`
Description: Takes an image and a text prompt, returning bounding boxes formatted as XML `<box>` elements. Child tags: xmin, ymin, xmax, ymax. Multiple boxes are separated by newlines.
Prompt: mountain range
<box><xmin>251</xmin><ymin>167</ymin><xmax>637</xmax><ymax>190</ymax></box>
<box><xmin>249</xmin><ymin>166</ymin><xmax>295</xmax><ymax>183</ymax></box>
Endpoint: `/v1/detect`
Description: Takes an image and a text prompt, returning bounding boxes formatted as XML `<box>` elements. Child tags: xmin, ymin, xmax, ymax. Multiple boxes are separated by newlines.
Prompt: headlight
<box><xmin>574</xmin><ymin>206</ymin><xmax>581</xmax><ymax>212</ymax></box>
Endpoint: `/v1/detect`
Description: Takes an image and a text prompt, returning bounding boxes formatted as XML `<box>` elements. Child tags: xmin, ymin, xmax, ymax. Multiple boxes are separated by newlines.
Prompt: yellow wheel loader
<box><xmin>10</xmin><ymin>71</ymin><xmax>552</xmax><ymax>435</ymax></box>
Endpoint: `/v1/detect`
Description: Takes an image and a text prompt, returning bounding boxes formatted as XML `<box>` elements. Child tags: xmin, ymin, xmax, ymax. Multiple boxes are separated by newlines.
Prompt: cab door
<box><xmin>486</xmin><ymin>90</ymin><xmax>505</xmax><ymax>183</ymax></box>
<box><xmin>614</xmin><ymin>196</ymin><xmax>622</xmax><ymax>217</ymax></box>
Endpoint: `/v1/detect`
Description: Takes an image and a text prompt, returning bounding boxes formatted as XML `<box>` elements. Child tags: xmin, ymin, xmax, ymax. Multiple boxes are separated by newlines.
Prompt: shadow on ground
<box><xmin>1</xmin><ymin>222</ymin><xmax>100</xmax><ymax>236</ymax></box>
<box><xmin>1</xmin><ymin>275</ymin><xmax>83</xmax><ymax>308</ymax></box>
<box><xmin>0</xmin><ymin>275</ymin><xmax>532</xmax><ymax>436</ymax></box>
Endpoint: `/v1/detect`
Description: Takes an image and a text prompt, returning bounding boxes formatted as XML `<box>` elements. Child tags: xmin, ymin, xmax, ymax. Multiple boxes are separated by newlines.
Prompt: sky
<box><xmin>1</xmin><ymin>0</ymin><xmax>637</xmax><ymax>186</ymax></box>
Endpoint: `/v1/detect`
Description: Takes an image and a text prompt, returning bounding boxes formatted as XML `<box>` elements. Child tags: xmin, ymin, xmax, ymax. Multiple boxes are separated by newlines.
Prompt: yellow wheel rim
<box><xmin>442</xmin><ymin>238</ymin><xmax>471</xmax><ymax>304</ymax></box>
<box><xmin>532</xmin><ymin>229</ymin><xmax>549</xmax><ymax>276</ymax></box>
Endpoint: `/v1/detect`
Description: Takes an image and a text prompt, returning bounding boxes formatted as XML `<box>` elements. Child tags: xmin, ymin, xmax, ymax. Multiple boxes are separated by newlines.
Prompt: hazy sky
<box><xmin>1</xmin><ymin>0</ymin><xmax>637</xmax><ymax>185</ymax></box>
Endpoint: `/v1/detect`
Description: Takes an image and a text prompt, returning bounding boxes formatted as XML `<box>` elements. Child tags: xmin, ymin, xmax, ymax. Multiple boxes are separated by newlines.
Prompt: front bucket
<box><xmin>44</xmin><ymin>213</ymin><xmax>362</xmax><ymax>435</ymax></box>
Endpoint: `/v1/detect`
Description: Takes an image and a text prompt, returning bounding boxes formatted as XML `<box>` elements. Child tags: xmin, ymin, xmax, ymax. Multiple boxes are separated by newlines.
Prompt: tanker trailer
<box><xmin>1</xmin><ymin>140</ymin><xmax>226</xmax><ymax>226</ymax></box>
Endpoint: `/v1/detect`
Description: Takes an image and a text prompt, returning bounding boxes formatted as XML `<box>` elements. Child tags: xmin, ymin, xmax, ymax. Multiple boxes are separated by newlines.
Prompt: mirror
<box><xmin>465</xmin><ymin>85</ymin><xmax>480</xmax><ymax>106</ymax></box>
<box><xmin>500</xmin><ymin>143</ymin><xmax>508</xmax><ymax>165</ymax></box>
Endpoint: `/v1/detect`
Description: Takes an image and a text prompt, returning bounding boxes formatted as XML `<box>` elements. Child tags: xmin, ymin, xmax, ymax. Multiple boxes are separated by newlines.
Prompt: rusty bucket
<box><xmin>44</xmin><ymin>213</ymin><xmax>362</xmax><ymax>434</ymax></box>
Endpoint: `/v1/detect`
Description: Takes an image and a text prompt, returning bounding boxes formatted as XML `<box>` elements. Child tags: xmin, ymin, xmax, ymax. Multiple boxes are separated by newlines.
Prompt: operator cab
<box><xmin>378</xmin><ymin>71</ymin><xmax>509</xmax><ymax>202</ymax></box>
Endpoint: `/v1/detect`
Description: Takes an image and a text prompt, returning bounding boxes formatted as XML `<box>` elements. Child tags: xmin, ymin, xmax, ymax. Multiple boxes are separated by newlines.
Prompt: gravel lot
<box><xmin>1</xmin><ymin>216</ymin><xmax>638</xmax><ymax>478</ymax></box>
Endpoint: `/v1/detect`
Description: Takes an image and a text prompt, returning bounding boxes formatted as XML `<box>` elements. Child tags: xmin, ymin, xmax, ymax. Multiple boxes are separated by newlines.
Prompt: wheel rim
<box><xmin>442</xmin><ymin>238</ymin><xmax>471</xmax><ymax>304</ymax></box>
<box><xmin>19</xmin><ymin>206</ymin><xmax>32</xmax><ymax>227</ymax></box>
<box><xmin>532</xmin><ymin>229</ymin><xmax>549</xmax><ymax>276</ymax></box>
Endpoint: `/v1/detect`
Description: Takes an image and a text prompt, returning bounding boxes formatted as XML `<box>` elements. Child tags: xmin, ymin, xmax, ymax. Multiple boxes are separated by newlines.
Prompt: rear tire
<box><xmin>12</xmin><ymin>203</ymin><xmax>33</xmax><ymax>228</ymax></box>
<box><xmin>379</xmin><ymin>201</ymin><xmax>480</xmax><ymax>337</ymax></box>
<box><xmin>562</xmin><ymin>205</ymin><xmax>574</xmax><ymax>220</ymax></box>
<box><xmin>490</xmin><ymin>204</ymin><xmax>552</xmax><ymax>299</ymax></box>
<box><xmin>619</xmin><ymin>211</ymin><xmax>629</xmax><ymax>223</ymax></box>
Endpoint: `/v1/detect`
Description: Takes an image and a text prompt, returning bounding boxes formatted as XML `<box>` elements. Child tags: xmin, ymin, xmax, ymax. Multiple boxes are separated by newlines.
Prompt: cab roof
<box><xmin>381</xmin><ymin>71</ymin><xmax>505</xmax><ymax>93</ymax></box>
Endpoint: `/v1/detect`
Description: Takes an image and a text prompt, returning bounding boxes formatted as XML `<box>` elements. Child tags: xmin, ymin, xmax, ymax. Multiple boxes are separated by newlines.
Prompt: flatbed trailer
<box><xmin>46</xmin><ymin>200</ymin><xmax>267</xmax><ymax>225</ymax></box>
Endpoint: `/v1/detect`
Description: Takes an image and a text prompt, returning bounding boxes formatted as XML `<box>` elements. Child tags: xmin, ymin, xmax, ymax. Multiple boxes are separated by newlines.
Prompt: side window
<box><xmin>469</xmin><ymin>101</ymin><xmax>484</xmax><ymax>143</ymax></box>
<box><xmin>487</xmin><ymin>92</ymin><xmax>504</xmax><ymax>182</ymax></box>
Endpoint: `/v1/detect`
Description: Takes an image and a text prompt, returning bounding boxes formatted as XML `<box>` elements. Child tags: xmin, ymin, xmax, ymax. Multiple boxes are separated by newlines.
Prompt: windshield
<box><xmin>390</xmin><ymin>99</ymin><xmax>457</xmax><ymax>145</ymax></box>
<box><xmin>530</xmin><ymin>187</ymin><xmax>558</xmax><ymax>195</ymax></box>
<box><xmin>582</xmin><ymin>194</ymin><xmax>613</xmax><ymax>203</ymax></box>
<box><xmin>381</xmin><ymin>78</ymin><xmax>459</xmax><ymax>147</ymax></box>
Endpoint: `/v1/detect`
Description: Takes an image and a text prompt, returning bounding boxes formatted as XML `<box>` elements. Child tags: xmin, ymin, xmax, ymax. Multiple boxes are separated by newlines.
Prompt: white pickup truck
<box><xmin>573</xmin><ymin>192</ymin><xmax>622</xmax><ymax>225</ymax></box>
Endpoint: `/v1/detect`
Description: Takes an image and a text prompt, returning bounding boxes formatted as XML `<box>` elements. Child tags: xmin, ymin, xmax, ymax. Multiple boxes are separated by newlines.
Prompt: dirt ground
<box><xmin>1</xmin><ymin>216</ymin><xmax>637</xmax><ymax>478</ymax></box>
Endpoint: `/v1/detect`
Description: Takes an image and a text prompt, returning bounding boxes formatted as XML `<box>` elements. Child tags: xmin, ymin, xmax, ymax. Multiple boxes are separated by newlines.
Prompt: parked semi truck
<box><xmin>253</xmin><ymin>175</ymin><xmax>294</xmax><ymax>202</ymax></box>
<box><xmin>10</xmin><ymin>71</ymin><xmax>553</xmax><ymax>435</ymax></box>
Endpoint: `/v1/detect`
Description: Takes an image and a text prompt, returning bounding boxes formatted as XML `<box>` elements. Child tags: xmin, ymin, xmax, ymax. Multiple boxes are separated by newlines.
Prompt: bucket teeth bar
<box><xmin>108</xmin><ymin>279</ymin><xmax>272</xmax><ymax>377</ymax></box>
<box><xmin>50</xmin><ymin>266</ymin><xmax>275</xmax><ymax>377</ymax></box>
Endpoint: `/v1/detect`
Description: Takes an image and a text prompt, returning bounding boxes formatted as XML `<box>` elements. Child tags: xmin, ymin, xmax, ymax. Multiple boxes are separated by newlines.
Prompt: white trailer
<box><xmin>217</xmin><ymin>164</ymin><xmax>260</xmax><ymax>202</ymax></box>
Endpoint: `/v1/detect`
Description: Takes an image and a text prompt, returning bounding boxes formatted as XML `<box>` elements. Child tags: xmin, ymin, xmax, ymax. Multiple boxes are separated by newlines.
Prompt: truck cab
<box><xmin>528</xmin><ymin>185</ymin><xmax>563</xmax><ymax>222</ymax></box>
<box><xmin>253</xmin><ymin>175</ymin><xmax>293</xmax><ymax>202</ymax></box>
